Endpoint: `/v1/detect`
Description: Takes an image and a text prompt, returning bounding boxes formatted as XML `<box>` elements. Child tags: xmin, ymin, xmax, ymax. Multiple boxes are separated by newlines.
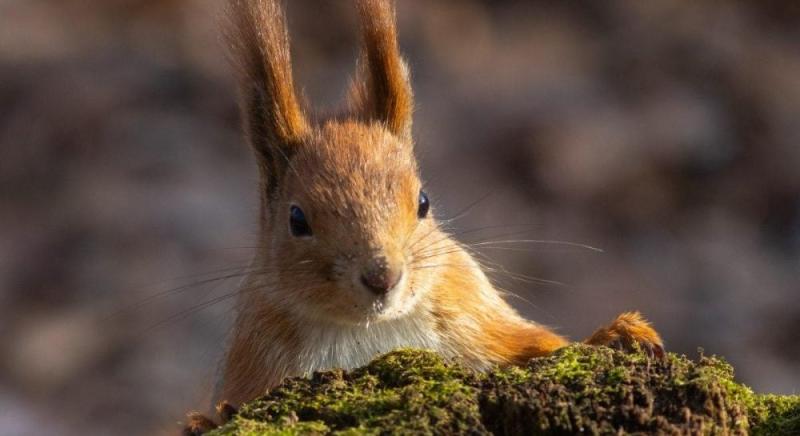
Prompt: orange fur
<box><xmin>220</xmin><ymin>302</ymin><xmax>300</xmax><ymax>404</ymax></box>
<box><xmin>213</xmin><ymin>0</ymin><xmax>665</xmax><ymax>411</ymax></box>
<box><xmin>585</xmin><ymin>311</ymin><xmax>664</xmax><ymax>358</ymax></box>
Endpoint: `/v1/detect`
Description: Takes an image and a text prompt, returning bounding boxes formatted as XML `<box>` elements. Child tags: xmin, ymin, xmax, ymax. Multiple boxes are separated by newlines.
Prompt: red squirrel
<box><xmin>185</xmin><ymin>0</ymin><xmax>664</xmax><ymax>432</ymax></box>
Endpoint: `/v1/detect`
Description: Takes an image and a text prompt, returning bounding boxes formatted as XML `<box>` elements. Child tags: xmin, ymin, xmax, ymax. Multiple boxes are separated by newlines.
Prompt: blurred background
<box><xmin>1</xmin><ymin>0</ymin><xmax>799</xmax><ymax>434</ymax></box>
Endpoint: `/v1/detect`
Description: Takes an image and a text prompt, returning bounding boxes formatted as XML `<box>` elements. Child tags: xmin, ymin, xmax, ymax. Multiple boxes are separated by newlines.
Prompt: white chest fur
<box><xmin>292</xmin><ymin>312</ymin><xmax>447</xmax><ymax>376</ymax></box>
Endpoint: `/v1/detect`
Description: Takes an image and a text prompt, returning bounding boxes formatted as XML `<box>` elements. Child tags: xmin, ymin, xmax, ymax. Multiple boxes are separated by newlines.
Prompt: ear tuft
<box><xmin>350</xmin><ymin>0</ymin><xmax>414</xmax><ymax>138</ymax></box>
<box><xmin>226</xmin><ymin>0</ymin><xmax>309</xmax><ymax>166</ymax></box>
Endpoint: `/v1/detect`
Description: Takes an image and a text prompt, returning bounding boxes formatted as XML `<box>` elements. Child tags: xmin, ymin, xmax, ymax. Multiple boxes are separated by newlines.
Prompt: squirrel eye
<box><xmin>289</xmin><ymin>205</ymin><xmax>312</xmax><ymax>237</ymax></box>
<box><xmin>417</xmin><ymin>190</ymin><xmax>430</xmax><ymax>219</ymax></box>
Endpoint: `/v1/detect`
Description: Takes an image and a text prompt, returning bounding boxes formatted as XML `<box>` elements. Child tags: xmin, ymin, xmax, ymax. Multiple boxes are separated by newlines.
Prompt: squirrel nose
<box><xmin>360</xmin><ymin>257</ymin><xmax>402</xmax><ymax>296</ymax></box>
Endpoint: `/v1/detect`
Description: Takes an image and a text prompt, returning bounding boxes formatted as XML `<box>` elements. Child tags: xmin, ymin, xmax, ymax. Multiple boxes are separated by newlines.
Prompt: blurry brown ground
<box><xmin>1</xmin><ymin>1</ymin><xmax>799</xmax><ymax>434</ymax></box>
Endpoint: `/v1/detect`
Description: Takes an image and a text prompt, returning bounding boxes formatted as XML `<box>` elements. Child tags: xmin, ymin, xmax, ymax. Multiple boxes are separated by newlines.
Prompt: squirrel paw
<box><xmin>585</xmin><ymin>311</ymin><xmax>665</xmax><ymax>360</ymax></box>
<box><xmin>181</xmin><ymin>402</ymin><xmax>237</xmax><ymax>435</ymax></box>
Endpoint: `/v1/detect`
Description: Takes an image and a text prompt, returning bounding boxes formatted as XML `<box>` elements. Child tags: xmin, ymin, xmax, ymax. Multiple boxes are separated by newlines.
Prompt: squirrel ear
<box><xmin>226</xmin><ymin>0</ymin><xmax>310</xmax><ymax>191</ymax></box>
<box><xmin>350</xmin><ymin>0</ymin><xmax>413</xmax><ymax>139</ymax></box>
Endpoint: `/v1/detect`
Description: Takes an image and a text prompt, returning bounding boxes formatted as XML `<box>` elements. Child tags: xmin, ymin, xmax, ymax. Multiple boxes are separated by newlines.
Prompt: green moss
<box><xmin>749</xmin><ymin>395</ymin><xmax>800</xmax><ymax>435</ymax></box>
<box><xmin>211</xmin><ymin>349</ymin><xmax>486</xmax><ymax>435</ymax></box>
<box><xmin>211</xmin><ymin>418</ymin><xmax>330</xmax><ymax>436</ymax></box>
<box><xmin>207</xmin><ymin>346</ymin><xmax>800</xmax><ymax>435</ymax></box>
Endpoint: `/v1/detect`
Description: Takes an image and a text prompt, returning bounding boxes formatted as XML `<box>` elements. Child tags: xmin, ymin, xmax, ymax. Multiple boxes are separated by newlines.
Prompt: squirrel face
<box><xmin>264</xmin><ymin>121</ymin><xmax>437</xmax><ymax>325</ymax></box>
<box><xmin>229</xmin><ymin>0</ymin><xmax>439</xmax><ymax>325</ymax></box>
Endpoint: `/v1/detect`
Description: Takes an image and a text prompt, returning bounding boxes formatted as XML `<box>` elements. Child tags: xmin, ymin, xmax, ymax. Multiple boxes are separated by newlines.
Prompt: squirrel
<box><xmin>185</xmin><ymin>0</ymin><xmax>664</xmax><ymax>432</ymax></box>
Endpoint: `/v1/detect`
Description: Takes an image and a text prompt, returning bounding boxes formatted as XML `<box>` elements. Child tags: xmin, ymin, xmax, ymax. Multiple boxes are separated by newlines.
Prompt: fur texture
<box><xmin>216</xmin><ymin>0</ymin><xmax>664</xmax><ymax>407</ymax></box>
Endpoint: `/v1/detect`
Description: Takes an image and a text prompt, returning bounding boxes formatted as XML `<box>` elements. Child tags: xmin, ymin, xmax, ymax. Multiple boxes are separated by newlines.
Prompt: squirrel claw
<box><xmin>217</xmin><ymin>401</ymin><xmax>238</xmax><ymax>424</ymax></box>
<box><xmin>648</xmin><ymin>342</ymin><xmax>666</xmax><ymax>361</ymax></box>
<box><xmin>638</xmin><ymin>340</ymin><xmax>666</xmax><ymax>361</ymax></box>
<box><xmin>182</xmin><ymin>413</ymin><xmax>217</xmax><ymax>436</ymax></box>
<box><xmin>181</xmin><ymin>402</ymin><xmax>238</xmax><ymax>435</ymax></box>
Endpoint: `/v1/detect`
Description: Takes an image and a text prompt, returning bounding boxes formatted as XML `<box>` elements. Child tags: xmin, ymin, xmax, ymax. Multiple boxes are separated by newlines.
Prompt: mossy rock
<box><xmin>208</xmin><ymin>345</ymin><xmax>800</xmax><ymax>435</ymax></box>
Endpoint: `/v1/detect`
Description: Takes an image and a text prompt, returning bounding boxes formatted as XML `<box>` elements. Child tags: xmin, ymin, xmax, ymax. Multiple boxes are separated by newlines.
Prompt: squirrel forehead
<box><xmin>313</xmin><ymin>121</ymin><xmax>413</xmax><ymax>166</ymax></box>
<box><xmin>289</xmin><ymin>123</ymin><xmax>420</xmax><ymax>237</ymax></box>
<box><xmin>294</xmin><ymin>122</ymin><xmax>418</xmax><ymax>192</ymax></box>
<box><xmin>286</xmin><ymin>122</ymin><xmax>419</xmax><ymax>221</ymax></box>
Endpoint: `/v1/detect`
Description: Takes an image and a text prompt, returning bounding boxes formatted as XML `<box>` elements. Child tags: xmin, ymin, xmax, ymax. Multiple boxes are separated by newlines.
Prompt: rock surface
<box><xmin>208</xmin><ymin>345</ymin><xmax>800</xmax><ymax>435</ymax></box>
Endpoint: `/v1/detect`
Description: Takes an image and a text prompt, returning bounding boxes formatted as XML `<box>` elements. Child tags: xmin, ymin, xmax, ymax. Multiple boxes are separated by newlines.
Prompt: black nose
<box><xmin>360</xmin><ymin>260</ymin><xmax>402</xmax><ymax>296</ymax></box>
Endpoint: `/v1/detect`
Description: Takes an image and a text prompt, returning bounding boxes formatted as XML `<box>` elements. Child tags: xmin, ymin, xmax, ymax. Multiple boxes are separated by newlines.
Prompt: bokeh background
<box><xmin>1</xmin><ymin>0</ymin><xmax>799</xmax><ymax>434</ymax></box>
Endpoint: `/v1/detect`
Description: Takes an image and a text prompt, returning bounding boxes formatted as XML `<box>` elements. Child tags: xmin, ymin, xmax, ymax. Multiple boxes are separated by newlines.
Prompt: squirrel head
<box><xmin>228</xmin><ymin>0</ymin><xmax>444</xmax><ymax>324</ymax></box>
